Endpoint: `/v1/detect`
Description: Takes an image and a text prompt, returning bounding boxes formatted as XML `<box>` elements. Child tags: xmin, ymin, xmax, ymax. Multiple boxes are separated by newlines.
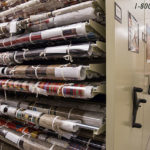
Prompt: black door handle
<box><xmin>132</xmin><ymin>87</ymin><xmax>147</xmax><ymax>128</ymax></box>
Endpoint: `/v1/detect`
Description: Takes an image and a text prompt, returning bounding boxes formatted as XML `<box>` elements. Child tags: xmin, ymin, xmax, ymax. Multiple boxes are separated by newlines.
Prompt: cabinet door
<box><xmin>142</xmin><ymin>1</ymin><xmax>150</xmax><ymax>150</ymax></box>
<box><xmin>106</xmin><ymin>0</ymin><xmax>145</xmax><ymax>150</ymax></box>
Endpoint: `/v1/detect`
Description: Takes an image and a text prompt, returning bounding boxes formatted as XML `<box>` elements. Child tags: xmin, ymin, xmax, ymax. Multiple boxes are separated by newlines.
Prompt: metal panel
<box><xmin>106</xmin><ymin>0</ymin><xmax>145</xmax><ymax>150</ymax></box>
<box><xmin>142</xmin><ymin>1</ymin><xmax>150</xmax><ymax>150</ymax></box>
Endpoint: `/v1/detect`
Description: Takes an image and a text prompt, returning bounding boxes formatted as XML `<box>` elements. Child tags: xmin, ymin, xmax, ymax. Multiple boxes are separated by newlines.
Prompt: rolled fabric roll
<box><xmin>0</xmin><ymin>127</ymin><xmax>65</xmax><ymax>150</ymax></box>
<box><xmin>0</xmin><ymin>65</ymin><xmax>87</xmax><ymax>81</ymax></box>
<box><xmin>22</xmin><ymin>135</ymin><xmax>64</xmax><ymax>150</ymax></box>
<box><xmin>0</xmin><ymin>43</ymin><xmax>106</xmax><ymax>66</ymax></box>
<box><xmin>39</xmin><ymin>114</ymin><xmax>79</xmax><ymax>133</ymax></box>
<box><xmin>0</xmin><ymin>0</ymin><xmax>90</xmax><ymax>22</ymax></box>
<box><xmin>0</xmin><ymin>22</ymin><xmax>103</xmax><ymax>50</ymax></box>
<box><xmin>0</xmin><ymin>0</ymin><xmax>31</xmax><ymax>11</ymax></box>
<box><xmin>0</xmin><ymin>6</ymin><xmax>103</xmax><ymax>37</ymax></box>
<box><xmin>0</xmin><ymin>98</ymin><xmax>105</xmax><ymax>128</ymax></box>
<box><xmin>28</xmin><ymin>7</ymin><xmax>99</xmax><ymax>32</ymax></box>
<box><xmin>48</xmin><ymin>106</ymin><xmax>104</xmax><ymax>127</ymax></box>
<box><xmin>6</xmin><ymin>106</ymin><xmax>17</xmax><ymax>117</ymax></box>
<box><xmin>0</xmin><ymin>79</ymin><xmax>102</xmax><ymax>99</ymax></box>
<box><xmin>53</xmin><ymin>1</ymin><xmax>94</xmax><ymax>16</ymax></box>
<box><xmin>0</xmin><ymin>118</ymin><xmax>69</xmax><ymax>148</ymax></box>
<box><xmin>0</xmin><ymin>118</ymin><xmax>104</xmax><ymax>149</ymax></box>
<box><xmin>0</xmin><ymin>104</ymin><xmax>80</xmax><ymax>134</ymax></box>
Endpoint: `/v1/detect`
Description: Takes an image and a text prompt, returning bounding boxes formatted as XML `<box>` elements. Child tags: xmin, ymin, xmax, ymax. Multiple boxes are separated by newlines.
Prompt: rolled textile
<box><xmin>30</xmin><ymin>105</ymin><xmax>105</xmax><ymax>128</ymax></box>
<box><xmin>0</xmin><ymin>104</ymin><xmax>80</xmax><ymax>134</ymax></box>
<box><xmin>28</xmin><ymin>7</ymin><xmax>103</xmax><ymax>32</ymax></box>
<box><xmin>0</xmin><ymin>43</ymin><xmax>105</xmax><ymax>66</ymax></box>
<box><xmin>0</xmin><ymin>0</ymin><xmax>89</xmax><ymax>22</ymax></box>
<box><xmin>0</xmin><ymin>98</ymin><xmax>105</xmax><ymax>127</ymax></box>
<box><xmin>31</xmin><ymin>0</ymin><xmax>97</xmax><ymax>22</ymax></box>
<box><xmin>0</xmin><ymin>79</ymin><xmax>104</xmax><ymax>99</ymax></box>
<box><xmin>22</xmin><ymin>135</ymin><xmax>64</xmax><ymax>150</ymax></box>
<box><xmin>0</xmin><ymin>118</ymin><xmax>103</xmax><ymax>150</ymax></box>
<box><xmin>0</xmin><ymin>97</ymin><xmax>105</xmax><ymax>127</ymax></box>
<box><xmin>0</xmin><ymin>127</ymin><xmax>65</xmax><ymax>150</ymax></box>
<box><xmin>0</xmin><ymin>139</ymin><xmax>17</xmax><ymax>150</ymax></box>
<box><xmin>0</xmin><ymin>118</ymin><xmax>69</xmax><ymax>148</ymax></box>
<box><xmin>0</xmin><ymin>6</ymin><xmax>104</xmax><ymax>37</ymax></box>
<box><xmin>0</xmin><ymin>0</ymin><xmax>30</xmax><ymax>11</ymax></box>
<box><xmin>0</xmin><ymin>65</ymin><xmax>89</xmax><ymax>81</ymax></box>
<box><xmin>0</xmin><ymin>22</ymin><xmax>105</xmax><ymax>50</ymax></box>
<box><xmin>0</xmin><ymin>94</ymin><xmax>106</xmax><ymax>113</ymax></box>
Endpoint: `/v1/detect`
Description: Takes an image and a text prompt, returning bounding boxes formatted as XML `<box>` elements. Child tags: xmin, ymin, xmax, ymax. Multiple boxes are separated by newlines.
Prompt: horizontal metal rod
<box><xmin>76</xmin><ymin>123</ymin><xmax>99</xmax><ymax>131</ymax></box>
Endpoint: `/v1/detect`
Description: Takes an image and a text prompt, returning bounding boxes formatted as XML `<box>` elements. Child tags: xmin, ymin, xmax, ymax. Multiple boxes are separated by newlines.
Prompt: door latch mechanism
<box><xmin>132</xmin><ymin>87</ymin><xmax>147</xmax><ymax>128</ymax></box>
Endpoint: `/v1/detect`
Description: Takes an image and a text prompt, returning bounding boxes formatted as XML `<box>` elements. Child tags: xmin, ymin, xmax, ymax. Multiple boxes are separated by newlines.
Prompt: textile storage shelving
<box><xmin>0</xmin><ymin>0</ymin><xmax>106</xmax><ymax>150</ymax></box>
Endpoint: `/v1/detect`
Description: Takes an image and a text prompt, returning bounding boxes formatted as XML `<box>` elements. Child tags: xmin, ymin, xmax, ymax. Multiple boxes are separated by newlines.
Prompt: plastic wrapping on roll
<box><xmin>28</xmin><ymin>7</ymin><xmax>99</xmax><ymax>32</ymax></box>
<box><xmin>0</xmin><ymin>0</ymin><xmax>30</xmax><ymax>11</ymax></box>
<box><xmin>0</xmin><ymin>94</ymin><xmax>106</xmax><ymax>113</ymax></box>
<box><xmin>0</xmin><ymin>118</ymin><xmax>104</xmax><ymax>149</ymax></box>
<box><xmin>0</xmin><ymin>104</ymin><xmax>81</xmax><ymax>134</ymax></box>
<box><xmin>0</xmin><ymin>127</ymin><xmax>65</xmax><ymax>150</ymax></box>
<box><xmin>0</xmin><ymin>118</ymin><xmax>69</xmax><ymax>148</ymax></box>
<box><xmin>39</xmin><ymin>114</ymin><xmax>80</xmax><ymax>133</ymax></box>
<box><xmin>0</xmin><ymin>43</ymin><xmax>105</xmax><ymax>66</ymax></box>
<box><xmin>28</xmin><ymin>103</ymin><xmax>105</xmax><ymax>127</ymax></box>
<box><xmin>22</xmin><ymin>135</ymin><xmax>64</xmax><ymax>150</ymax></box>
<box><xmin>0</xmin><ymin>6</ymin><xmax>103</xmax><ymax>37</ymax></box>
<box><xmin>0</xmin><ymin>65</ymin><xmax>88</xmax><ymax>81</ymax></box>
<box><xmin>0</xmin><ymin>79</ymin><xmax>102</xmax><ymax>99</ymax></box>
<box><xmin>0</xmin><ymin>0</ymin><xmax>89</xmax><ymax>22</ymax></box>
<box><xmin>0</xmin><ymin>22</ymin><xmax>103</xmax><ymax>50</ymax></box>
<box><xmin>0</xmin><ymin>98</ymin><xmax>105</xmax><ymax>127</ymax></box>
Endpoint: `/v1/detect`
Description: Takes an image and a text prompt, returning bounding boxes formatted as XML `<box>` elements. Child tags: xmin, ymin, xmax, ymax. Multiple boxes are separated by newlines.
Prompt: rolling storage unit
<box><xmin>0</xmin><ymin>0</ymin><xmax>150</xmax><ymax>150</ymax></box>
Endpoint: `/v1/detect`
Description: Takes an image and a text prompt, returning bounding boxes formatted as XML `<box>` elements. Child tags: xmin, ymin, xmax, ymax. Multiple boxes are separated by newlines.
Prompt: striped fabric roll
<box><xmin>0</xmin><ymin>0</ymin><xmax>90</xmax><ymax>23</ymax></box>
<box><xmin>0</xmin><ymin>65</ymin><xmax>102</xmax><ymax>81</ymax></box>
<box><xmin>0</xmin><ymin>0</ymin><xmax>30</xmax><ymax>11</ymax></box>
<box><xmin>0</xmin><ymin>118</ymin><xmax>69</xmax><ymax>148</ymax></box>
<box><xmin>0</xmin><ymin>118</ymin><xmax>103</xmax><ymax>150</ymax></box>
<box><xmin>0</xmin><ymin>127</ymin><xmax>66</xmax><ymax>150</ymax></box>
<box><xmin>0</xmin><ymin>43</ymin><xmax>105</xmax><ymax>66</ymax></box>
<box><xmin>0</xmin><ymin>79</ymin><xmax>104</xmax><ymax>99</ymax></box>
<box><xmin>0</xmin><ymin>104</ymin><xmax>80</xmax><ymax>134</ymax></box>
<box><xmin>0</xmin><ymin>22</ymin><xmax>104</xmax><ymax>50</ymax></box>
<box><xmin>0</xmin><ymin>98</ymin><xmax>105</xmax><ymax>127</ymax></box>
<box><xmin>0</xmin><ymin>6</ymin><xmax>103</xmax><ymax>37</ymax></box>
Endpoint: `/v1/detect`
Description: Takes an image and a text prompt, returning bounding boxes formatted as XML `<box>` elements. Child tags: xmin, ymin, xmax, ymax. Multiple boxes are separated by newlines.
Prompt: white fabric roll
<box><xmin>45</xmin><ymin>45</ymin><xmax>68</xmax><ymax>54</ymax></box>
<box><xmin>54</xmin><ymin>7</ymin><xmax>96</xmax><ymax>27</ymax></box>
<box><xmin>60</xmin><ymin>120</ymin><xmax>79</xmax><ymax>132</ymax></box>
<box><xmin>5</xmin><ymin>132</ymin><xmax>21</xmax><ymax>144</ymax></box>
<box><xmin>52</xmin><ymin>1</ymin><xmax>93</xmax><ymax>16</ymax></box>
<box><xmin>55</xmin><ymin>66</ymin><xmax>86</xmax><ymax>80</ymax></box>
<box><xmin>7</xmin><ymin>107</ymin><xmax>17</xmax><ymax>117</ymax></box>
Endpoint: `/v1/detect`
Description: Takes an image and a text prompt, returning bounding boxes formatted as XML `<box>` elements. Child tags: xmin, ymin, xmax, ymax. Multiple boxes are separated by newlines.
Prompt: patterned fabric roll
<box><xmin>0</xmin><ymin>22</ymin><xmax>103</xmax><ymax>50</ymax></box>
<box><xmin>0</xmin><ymin>0</ymin><xmax>30</xmax><ymax>11</ymax></box>
<box><xmin>0</xmin><ymin>79</ymin><xmax>103</xmax><ymax>99</ymax></box>
<box><xmin>30</xmin><ymin>105</ymin><xmax>105</xmax><ymax>128</ymax></box>
<box><xmin>0</xmin><ymin>6</ymin><xmax>104</xmax><ymax>37</ymax></box>
<box><xmin>0</xmin><ymin>104</ymin><xmax>80</xmax><ymax>134</ymax></box>
<box><xmin>0</xmin><ymin>118</ymin><xmax>103</xmax><ymax>150</ymax></box>
<box><xmin>0</xmin><ymin>65</ymin><xmax>89</xmax><ymax>80</ymax></box>
<box><xmin>0</xmin><ymin>43</ymin><xmax>105</xmax><ymax>66</ymax></box>
<box><xmin>0</xmin><ymin>118</ymin><xmax>69</xmax><ymax>148</ymax></box>
<box><xmin>0</xmin><ymin>0</ymin><xmax>89</xmax><ymax>23</ymax></box>
<box><xmin>0</xmin><ymin>127</ymin><xmax>65</xmax><ymax>150</ymax></box>
<box><xmin>0</xmin><ymin>96</ymin><xmax>105</xmax><ymax>127</ymax></box>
